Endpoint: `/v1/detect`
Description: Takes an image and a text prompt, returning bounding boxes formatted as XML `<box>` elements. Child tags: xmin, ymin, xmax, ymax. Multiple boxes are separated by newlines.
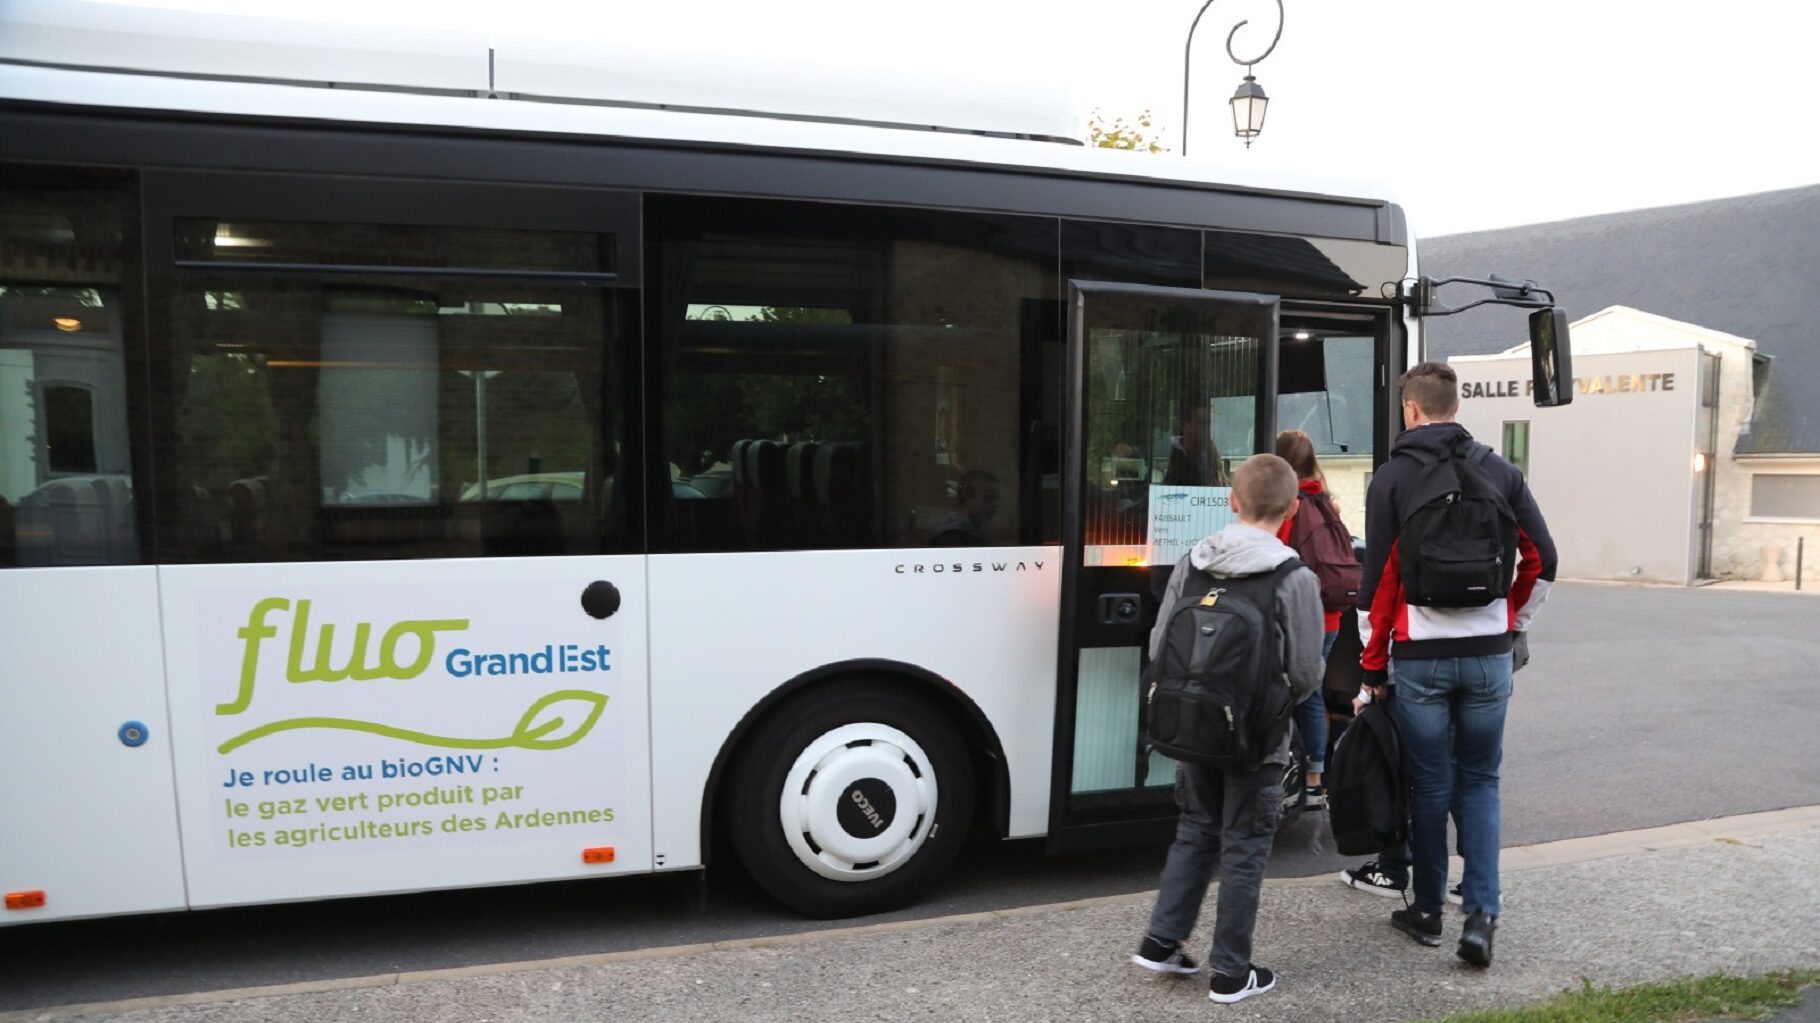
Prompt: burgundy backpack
<box><xmin>1290</xmin><ymin>491</ymin><xmax>1361</xmax><ymax>612</ymax></box>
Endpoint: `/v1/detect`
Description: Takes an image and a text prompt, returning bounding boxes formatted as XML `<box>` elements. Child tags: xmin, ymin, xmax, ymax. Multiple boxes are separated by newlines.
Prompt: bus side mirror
<box><xmin>1529</xmin><ymin>307</ymin><xmax>1573</xmax><ymax>408</ymax></box>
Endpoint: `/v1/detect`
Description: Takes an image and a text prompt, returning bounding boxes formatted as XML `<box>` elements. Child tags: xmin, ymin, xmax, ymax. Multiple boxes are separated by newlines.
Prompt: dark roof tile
<box><xmin>1420</xmin><ymin>185</ymin><xmax>1820</xmax><ymax>453</ymax></box>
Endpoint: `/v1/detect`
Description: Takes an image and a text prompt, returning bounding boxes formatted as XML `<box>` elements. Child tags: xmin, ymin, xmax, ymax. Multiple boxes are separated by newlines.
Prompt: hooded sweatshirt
<box><xmin>1148</xmin><ymin>522</ymin><xmax>1327</xmax><ymax>766</ymax></box>
<box><xmin>1357</xmin><ymin>422</ymin><xmax>1557</xmax><ymax>675</ymax></box>
<box><xmin>1275</xmin><ymin>478</ymin><xmax>1345</xmax><ymax>634</ymax></box>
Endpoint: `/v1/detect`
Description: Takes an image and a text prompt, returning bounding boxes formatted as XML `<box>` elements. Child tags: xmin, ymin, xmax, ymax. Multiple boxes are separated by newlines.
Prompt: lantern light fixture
<box><xmin>1183</xmin><ymin>0</ymin><xmax>1285</xmax><ymax>154</ymax></box>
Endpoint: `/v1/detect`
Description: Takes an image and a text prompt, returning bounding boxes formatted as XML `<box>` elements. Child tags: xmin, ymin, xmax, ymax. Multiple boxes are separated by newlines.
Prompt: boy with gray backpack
<box><xmin>1131</xmin><ymin>453</ymin><xmax>1326</xmax><ymax>1004</ymax></box>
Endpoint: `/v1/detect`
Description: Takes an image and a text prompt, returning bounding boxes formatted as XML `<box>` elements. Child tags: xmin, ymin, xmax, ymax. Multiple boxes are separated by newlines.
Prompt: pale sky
<box><xmin>102</xmin><ymin>0</ymin><xmax>1820</xmax><ymax>237</ymax></box>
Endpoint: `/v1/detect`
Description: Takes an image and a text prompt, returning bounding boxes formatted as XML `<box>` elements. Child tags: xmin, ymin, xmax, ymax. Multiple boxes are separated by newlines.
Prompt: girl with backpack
<box><xmin>1272</xmin><ymin>430</ymin><xmax>1362</xmax><ymax>809</ymax></box>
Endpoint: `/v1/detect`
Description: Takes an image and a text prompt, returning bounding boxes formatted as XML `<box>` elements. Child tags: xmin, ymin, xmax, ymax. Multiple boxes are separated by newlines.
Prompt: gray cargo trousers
<box><xmin>1144</xmin><ymin>758</ymin><xmax>1285</xmax><ymax>978</ymax></box>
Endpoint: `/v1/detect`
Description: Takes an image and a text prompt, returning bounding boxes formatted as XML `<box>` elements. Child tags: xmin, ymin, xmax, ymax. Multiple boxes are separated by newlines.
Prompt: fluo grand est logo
<box><xmin>214</xmin><ymin>597</ymin><xmax>610</xmax><ymax>755</ymax></box>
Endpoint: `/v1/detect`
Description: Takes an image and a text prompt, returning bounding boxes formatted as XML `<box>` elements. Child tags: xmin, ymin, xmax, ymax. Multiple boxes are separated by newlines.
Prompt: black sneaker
<box><xmin>1209</xmin><ymin>964</ymin><xmax>1276</xmax><ymax>1004</ymax></box>
<box><xmin>1458</xmin><ymin>911</ymin><xmax>1496</xmax><ymax>967</ymax></box>
<box><xmin>1391</xmin><ymin>906</ymin><xmax>1444</xmax><ymax>947</ymax></box>
<box><xmin>1340</xmin><ymin>860</ymin><xmax>1407</xmax><ymax>897</ymax></box>
<box><xmin>1131</xmin><ymin>934</ymin><xmax>1200</xmax><ymax>975</ymax></box>
<box><xmin>1446</xmin><ymin>884</ymin><xmax>1463</xmax><ymax>907</ymax></box>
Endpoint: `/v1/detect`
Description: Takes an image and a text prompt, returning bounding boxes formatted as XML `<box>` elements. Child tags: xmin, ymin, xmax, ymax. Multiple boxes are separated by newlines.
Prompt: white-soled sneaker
<box><xmin>1131</xmin><ymin>934</ymin><xmax>1200</xmax><ymax>975</ymax></box>
<box><xmin>1209</xmin><ymin>964</ymin><xmax>1276</xmax><ymax>1004</ymax></box>
<box><xmin>1447</xmin><ymin>883</ymin><xmax>1464</xmax><ymax>907</ymax></box>
<box><xmin>1340</xmin><ymin>861</ymin><xmax>1407</xmax><ymax>897</ymax></box>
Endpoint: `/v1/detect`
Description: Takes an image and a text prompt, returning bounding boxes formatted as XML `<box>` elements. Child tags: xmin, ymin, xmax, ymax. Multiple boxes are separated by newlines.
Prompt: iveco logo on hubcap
<box><xmin>836</xmin><ymin>778</ymin><xmax>897</xmax><ymax>838</ymax></box>
<box><xmin>851</xmin><ymin>790</ymin><xmax>885</xmax><ymax>829</ymax></box>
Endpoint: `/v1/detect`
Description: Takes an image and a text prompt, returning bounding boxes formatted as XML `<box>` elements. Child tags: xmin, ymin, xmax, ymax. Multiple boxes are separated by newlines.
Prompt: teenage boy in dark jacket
<box><xmin>1348</xmin><ymin>362</ymin><xmax>1556</xmax><ymax>968</ymax></box>
<box><xmin>1130</xmin><ymin>453</ymin><xmax>1325</xmax><ymax>1004</ymax></box>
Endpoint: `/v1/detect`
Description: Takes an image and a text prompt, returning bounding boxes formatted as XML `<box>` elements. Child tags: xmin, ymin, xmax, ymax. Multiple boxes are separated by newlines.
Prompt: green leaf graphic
<box><xmin>216</xmin><ymin>690</ymin><xmax>609</xmax><ymax>754</ymax></box>
<box><xmin>508</xmin><ymin>690</ymin><xmax>610</xmax><ymax>750</ymax></box>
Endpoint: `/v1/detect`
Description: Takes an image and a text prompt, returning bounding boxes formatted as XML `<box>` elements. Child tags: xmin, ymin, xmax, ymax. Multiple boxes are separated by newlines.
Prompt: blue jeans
<box><xmin>1391</xmin><ymin>654</ymin><xmax>1513</xmax><ymax>918</ymax></box>
<box><xmin>1294</xmin><ymin>629</ymin><xmax>1339</xmax><ymax>776</ymax></box>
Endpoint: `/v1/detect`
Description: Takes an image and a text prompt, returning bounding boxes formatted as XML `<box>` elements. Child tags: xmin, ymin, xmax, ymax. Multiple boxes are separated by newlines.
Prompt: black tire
<box><xmin>726</xmin><ymin>681</ymin><xmax>975</xmax><ymax>918</ymax></box>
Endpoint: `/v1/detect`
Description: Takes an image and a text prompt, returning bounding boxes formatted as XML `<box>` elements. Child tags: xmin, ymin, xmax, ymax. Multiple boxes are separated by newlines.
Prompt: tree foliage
<box><xmin>1087</xmin><ymin>109</ymin><xmax>1169</xmax><ymax>153</ymax></box>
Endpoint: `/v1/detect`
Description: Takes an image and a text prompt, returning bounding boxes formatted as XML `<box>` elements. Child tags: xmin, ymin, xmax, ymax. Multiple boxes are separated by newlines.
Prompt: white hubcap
<box><xmin>779</xmin><ymin>723</ymin><xmax>939</xmax><ymax>882</ymax></box>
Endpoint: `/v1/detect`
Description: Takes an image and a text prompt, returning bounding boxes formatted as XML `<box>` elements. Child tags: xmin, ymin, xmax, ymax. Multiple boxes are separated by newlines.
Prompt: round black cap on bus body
<box><xmin>581</xmin><ymin>580</ymin><xmax>621</xmax><ymax>619</ymax></box>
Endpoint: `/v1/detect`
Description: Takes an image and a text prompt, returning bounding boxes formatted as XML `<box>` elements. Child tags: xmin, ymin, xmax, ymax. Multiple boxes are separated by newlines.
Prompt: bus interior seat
<box><xmin>92</xmin><ymin>475</ymin><xmax>137</xmax><ymax>563</ymax></box>
<box><xmin>747</xmin><ymin>439</ymin><xmax>787</xmax><ymax>543</ymax></box>
<box><xmin>730</xmin><ymin>439</ymin><xmax>754</xmax><ymax>534</ymax></box>
<box><xmin>15</xmin><ymin>476</ymin><xmax>134</xmax><ymax>566</ymax></box>
<box><xmin>227</xmin><ymin>477</ymin><xmax>267</xmax><ymax>548</ymax></box>
<box><xmin>785</xmin><ymin>440</ymin><xmax>819</xmax><ymax>545</ymax></box>
<box><xmin>480</xmin><ymin>498</ymin><xmax>565</xmax><ymax>557</ymax></box>
<box><xmin>180</xmin><ymin>483</ymin><xmax>221</xmax><ymax>553</ymax></box>
<box><xmin>816</xmin><ymin>441</ymin><xmax>870</xmax><ymax>548</ymax></box>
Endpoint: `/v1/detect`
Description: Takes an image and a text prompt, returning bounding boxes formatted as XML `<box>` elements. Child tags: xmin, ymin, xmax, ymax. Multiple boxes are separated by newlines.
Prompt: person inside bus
<box><xmin>928</xmin><ymin>469</ymin><xmax>1000</xmax><ymax>546</ymax></box>
<box><xmin>1163</xmin><ymin>403</ymin><xmax>1231</xmax><ymax>487</ymax></box>
<box><xmin>1271</xmin><ymin>429</ymin><xmax>1349</xmax><ymax>808</ymax></box>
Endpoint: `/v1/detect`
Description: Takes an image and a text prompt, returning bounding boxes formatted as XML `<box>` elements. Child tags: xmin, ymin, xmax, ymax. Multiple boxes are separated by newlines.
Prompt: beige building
<box><xmin>1449</xmin><ymin>307</ymin><xmax>1820</xmax><ymax>584</ymax></box>
<box><xmin>1423</xmin><ymin>186</ymin><xmax>1820</xmax><ymax>587</ymax></box>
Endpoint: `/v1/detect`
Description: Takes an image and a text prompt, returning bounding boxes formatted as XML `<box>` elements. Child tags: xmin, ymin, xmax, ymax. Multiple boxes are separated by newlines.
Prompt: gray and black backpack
<box><xmin>1144</xmin><ymin>557</ymin><xmax>1301</xmax><ymax>768</ymax></box>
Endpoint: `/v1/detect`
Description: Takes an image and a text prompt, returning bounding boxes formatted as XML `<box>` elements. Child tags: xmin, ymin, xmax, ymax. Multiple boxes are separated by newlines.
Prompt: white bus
<box><xmin>0</xmin><ymin>2</ymin><xmax>1561</xmax><ymax>924</ymax></box>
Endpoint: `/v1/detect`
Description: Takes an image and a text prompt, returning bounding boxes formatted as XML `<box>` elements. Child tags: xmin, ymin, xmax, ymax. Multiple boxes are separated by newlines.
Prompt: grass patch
<box><xmin>1424</xmin><ymin>970</ymin><xmax>1820</xmax><ymax>1023</ymax></box>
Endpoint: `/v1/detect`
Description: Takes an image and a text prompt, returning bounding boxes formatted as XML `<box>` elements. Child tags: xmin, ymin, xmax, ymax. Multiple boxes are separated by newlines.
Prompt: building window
<box><xmin>1502</xmin><ymin>421</ymin><xmax>1530</xmax><ymax>477</ymax></box>
<box><xmin>1750</xmin><ymin>474</ymin><xmax>1820</xmax><ymax>520</ymax></box>
<box><xmin>41</xmin><ymin>384</ymin><xmax>98</xmax><ymax>474</ymax></box>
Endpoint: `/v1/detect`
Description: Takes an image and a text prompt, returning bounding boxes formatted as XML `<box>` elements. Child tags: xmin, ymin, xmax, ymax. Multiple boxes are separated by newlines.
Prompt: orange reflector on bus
<box><xmin>582</xmin><ymin>847</ymin><xmax>616</xmax><ymax>864</ymax></box>
<box><xmin>5</xmin><ymin>890</ymin><xmax>45</xmax><ymax>910</ymax></box>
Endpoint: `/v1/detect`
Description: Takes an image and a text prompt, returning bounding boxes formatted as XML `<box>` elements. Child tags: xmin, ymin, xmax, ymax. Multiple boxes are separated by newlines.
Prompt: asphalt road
<box><xmin>5</xmin><ymin>582</ymin><xmax>1817</xmax><ymax>1013</ymax></box>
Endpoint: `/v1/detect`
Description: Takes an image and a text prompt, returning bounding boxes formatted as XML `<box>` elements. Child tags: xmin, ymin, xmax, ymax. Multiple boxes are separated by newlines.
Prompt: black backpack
<box><xmin>1289</xmin><ymin>491</ymin><xmax>1362</xmax><ymax>612</ymax></box>
<box><xmin>1144</xmin><ymin>557</ymin><xmax>1301</xmax><ymax>768</ymax></box>
<box><xmin>1326</xmin><ymin>701</ymin><xmax>1409</xmax><ymax>856</ymax></box>
<box><xmin>1396</xmin><ymin>440</ymin><xmax>1518</xmax><ymax>607</ymax></box>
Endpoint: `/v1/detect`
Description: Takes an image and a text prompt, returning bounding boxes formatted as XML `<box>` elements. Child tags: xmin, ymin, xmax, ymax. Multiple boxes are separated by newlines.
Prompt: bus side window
<box><xmin>646</xmin><ymin>194</ymin><xmax>1059</xmax><ymax>553</ymax></box>
<box><xmin>0</xmin><ymin>165</ymin><xmax>143</xmax><ymax>568</ymax></box>
<box><xmin>151</xmin><ymin>219</ymin><xmax>630</xmax><ymax>563</ymax></box>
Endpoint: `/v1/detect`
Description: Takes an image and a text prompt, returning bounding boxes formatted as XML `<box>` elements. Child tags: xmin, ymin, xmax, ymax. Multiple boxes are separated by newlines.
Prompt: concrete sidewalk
<box><xmin>11</xmin><ymin>807</ymin><xmax>1820</xmax><ymax>1023</ymax></box>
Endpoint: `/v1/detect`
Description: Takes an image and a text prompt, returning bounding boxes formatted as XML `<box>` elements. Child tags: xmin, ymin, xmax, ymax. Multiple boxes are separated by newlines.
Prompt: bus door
<box><xmin>1049</xmin><ymin>282</ymin><xmax>1279</xmax><ymax>849</ymax></box>
<box><xmin>139</xmin><ymin>171</ymin><xmax>654</xmax><ymax>909</ymax></box>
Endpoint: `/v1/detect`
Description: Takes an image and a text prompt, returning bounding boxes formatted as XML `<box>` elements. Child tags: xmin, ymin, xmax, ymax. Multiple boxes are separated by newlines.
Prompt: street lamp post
<box><xmin>1181</xmin><ymin>0</ymin><xmax>1285</xmax><ymax>154</ymax></box>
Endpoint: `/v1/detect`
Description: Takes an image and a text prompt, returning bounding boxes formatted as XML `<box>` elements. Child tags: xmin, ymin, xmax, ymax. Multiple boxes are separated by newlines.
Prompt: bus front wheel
<box><xmin>726</xmin><ymin>682</ymin><xmax>975</xmax><ymax>918</ymax></box>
